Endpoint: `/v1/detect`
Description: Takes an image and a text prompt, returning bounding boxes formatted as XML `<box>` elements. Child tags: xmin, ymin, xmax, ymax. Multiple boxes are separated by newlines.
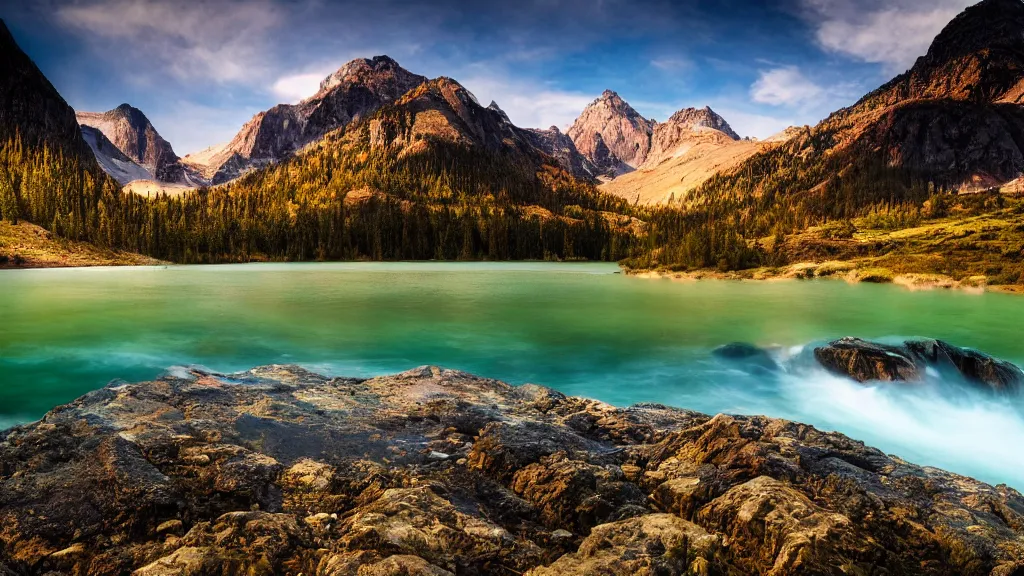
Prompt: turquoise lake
<box><xmin>1</xmin><ymin>262</ymin><xmax>1023</xmax><ymax>487</ymax></box>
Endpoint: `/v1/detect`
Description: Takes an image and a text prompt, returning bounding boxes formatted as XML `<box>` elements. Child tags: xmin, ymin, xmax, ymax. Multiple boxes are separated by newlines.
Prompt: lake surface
<box><xmin>2</xmin><ymin>262</ymin><xmax>1024</xmax><ymax>488</ymax></box>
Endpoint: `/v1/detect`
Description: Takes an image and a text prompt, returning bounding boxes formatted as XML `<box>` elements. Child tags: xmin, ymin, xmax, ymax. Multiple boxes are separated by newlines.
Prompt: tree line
<box><xmin>0</xmin><ymin>120</ymin><xmax>974</xmax><ymax>271</ymax></box>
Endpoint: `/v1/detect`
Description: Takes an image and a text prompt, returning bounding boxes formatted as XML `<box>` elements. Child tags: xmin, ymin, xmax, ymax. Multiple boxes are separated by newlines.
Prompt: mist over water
<box><xmin>1</xmin><ymin>263</ymin><xmax>1023</xmax><ymax>488</ymax></box>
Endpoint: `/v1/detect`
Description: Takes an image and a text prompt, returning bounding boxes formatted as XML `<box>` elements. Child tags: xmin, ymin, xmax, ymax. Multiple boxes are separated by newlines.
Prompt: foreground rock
<box><xmin>815</xmin><ymin>337</ymin><xmax>1024</xmax><ymax>391</ymax></box>
<box><xmin>2</xmin><ymin>365</ymin><xmax>1024</xmax><ymax>575</ymax></box>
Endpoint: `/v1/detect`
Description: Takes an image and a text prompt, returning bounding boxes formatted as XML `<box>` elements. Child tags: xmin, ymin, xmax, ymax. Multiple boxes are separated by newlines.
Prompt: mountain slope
<box><xmin>183</xmin><ymin>56</ymin><xmax>427</xmax><ymax>184</ymax></box>
<box><xmin>0</xmin><ymin>19</ymin><xmax>93</xmax><ymax>165</ymax></box>
<box><xmin>598</xmin><ymin>105</ymin><xmax>764</xmax><ymax>205</ymax></box>
<box><xmin>601</xmin><ymin>137</ymin><xmax>763</xmax><ymax>205</ymax></box>
<box><xmin>643</xmin><ymin>106</ymin><xmax>741</xmax><ymax>168</ymax></box>
<box><xmin>76</xmin><ymin>104</ymin><xmax>184</xmax><ymax>183</ymax></box>
<box><xmin>567</xmin><ymin>90</ymin><xmax>656</xmax><ymax>177</ymax></box>
<box><xmin>695</xmin><ymin>0</ymin><xmax>1024</xmax><ymax>206</ymax></box>
<box><xmin>79</xmin><ymin>125</ymin><xmax>153</xmax><ymax>184</ymax></box>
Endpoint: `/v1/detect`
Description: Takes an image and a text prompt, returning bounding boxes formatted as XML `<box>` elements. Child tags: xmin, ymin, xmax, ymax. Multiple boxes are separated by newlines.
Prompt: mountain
<box><xmin>696</xmin><ymin>0</ymin><xmax>1024</xmax><ymax>203</ymax></box>
<box><xmin>643</xmin><ymin>106</ymin><xmax>741</xmax><ymax>168</ymax></box>
<box><xmin>183</xmin><ymin>56</ymin><xmax>427</xmax><ymax>184</ymax></box>
<box><xmin>79</xmin><ymin>125</ymin><xmax>153</xmax><ymax>185</ymax></box>
<box><xmin>565</xmin><ymin>93</ymin><xmax>754</xmax><ymax>201</ymax></box>
<box><xmin>567</xmin><ymin>90</ymin><xmax>656</xmax><ymax>177</ymax></box>
<box><xmin>76</xmin><ymin>104</ymin><xmax>186</xmax><ymax>184</ymax></box>
<box><xmin>0</xmin><ymin>20</ymin><xmax>93</xmax><ymax>165</ymax></box>
<box><xmin>594</xmin><ymin>104</ymin><xmax>766</xmax><ymax>205</ymax></box>
<box><xmin>320</xmin><ymin>76</ymin><xmax>591</xmax><ymax>185</ymax></box>
<box><xmin>523</xmin><ymin>125</ymin><xmax>598</xmax><ymax>180</ymax></box>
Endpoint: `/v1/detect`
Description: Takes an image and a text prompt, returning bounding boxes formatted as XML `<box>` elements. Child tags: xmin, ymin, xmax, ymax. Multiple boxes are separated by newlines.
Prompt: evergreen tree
<box><xmin>0</xmin><ymin>169</ymin><xmax>18</xmax><ymax>224</ymax></box>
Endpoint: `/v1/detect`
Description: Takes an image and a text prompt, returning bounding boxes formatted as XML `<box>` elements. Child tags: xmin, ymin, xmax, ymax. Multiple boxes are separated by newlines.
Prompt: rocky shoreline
<box><xmin>2</xmin><ymin>363</ymin><xmax>1024</xmax><ymax>575</ymax></box>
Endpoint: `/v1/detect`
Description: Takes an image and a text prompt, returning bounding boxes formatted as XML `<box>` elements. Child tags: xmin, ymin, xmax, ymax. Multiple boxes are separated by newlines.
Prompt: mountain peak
<box><xmin>664</xmin><ymin>106</ymin><xmax>740</xmax><ymax>140</ymax></box>
<box><xmin>107</xmin><ymin>103</ymin><xmax>152</xmax><ymax>127</ymax></box>
<box><xmin>875</xmin><ymin>0</ymin><xmax>1024</xmax><ymax>103</ymax></box>
<box><xmin>77</xmin><ymin>103</ymin><xmax>182</xmax><ymax>183</ymax></box>
<box><xmin>318</xmin><ymin>55</ymin><xmax>421</xmax><ymax>95</ymax></box>
<box><xmin>568</xmin><ymin>90</ymin><xmax>655</xmax><ymax>175</ymax></box>
<box><xmin>923</xmin><ymin>0</ymin><xmax>1024</xmax><ymax>63</ymax></box>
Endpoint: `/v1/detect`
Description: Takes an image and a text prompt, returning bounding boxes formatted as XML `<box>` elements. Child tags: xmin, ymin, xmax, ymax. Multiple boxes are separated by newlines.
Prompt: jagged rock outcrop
<box><xmin>488</xmin><ymin>100</ymin><xmax>595</xmax><ymax>177</ymax></box>
<box><xmin>2</xmin><ymin>364</ymin><xmax>1024</xmax><ymax>575</ymax></box>
<box><xmin>814</xmin><ymin>336</ymin><xmax>1024</xmax><ymax>391</ymax></box>
<box><xmin>76</xmin><ymin>104</ymin><xmax>185</xmax><ymax>183</ymax></box>
<box><xmin>0</xmin><ymin>19</ymin><xmax>94</xmax><ymax>166</ymax></box>
<box><xmin>183</xmin><ymin>56</ymin><xmax>428</xmax><ymax>184</ymax></box>
<box><xmin>567</xmin><ymin>90</ymin><xmax>655</xmax><ymax>177</ymax></box>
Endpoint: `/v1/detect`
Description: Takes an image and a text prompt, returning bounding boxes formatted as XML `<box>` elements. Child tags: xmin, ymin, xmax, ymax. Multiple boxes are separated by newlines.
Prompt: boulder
<box><xmin>906</xmin><ymin>339</ymin><xmax>1023</xmax><ymax>392</ymax></box>
<box><xmin>814</xmin><ymin>337</ymin><xmax>1023</xmax><ymax>392</ymax></box>
<box><xmin>813</xmin><ymin>337</ymin><xmax>920</xmax><ymax>382</ymax></box>
<box><xmin>712</xmin><ymin>342</ymin><xmax>779</xmax><ymax>372</ymax></box>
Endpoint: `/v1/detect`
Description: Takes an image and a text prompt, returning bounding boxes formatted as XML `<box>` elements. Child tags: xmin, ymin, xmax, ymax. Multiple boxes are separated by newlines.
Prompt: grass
<box><xmin>629</xmin><ymin>195</ymin><xmax>1024</xmax><ymax>293</ymax></box>
<box><xmin>0</xmin><ymin>221</ymin><xmax>164</xmax><ymax>268</ymax></box>
<box><xmin>771</xmin><ymin>196</ymin><xmax>1024</xmax><ymax>291</ymax></box>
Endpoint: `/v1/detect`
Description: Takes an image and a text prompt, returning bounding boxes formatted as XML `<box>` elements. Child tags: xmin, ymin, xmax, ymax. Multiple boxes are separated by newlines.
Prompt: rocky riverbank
<box><xmin>2</xmin><ymin>364</ymin><xmax>1024</xmax><ymax>575</ymax></box>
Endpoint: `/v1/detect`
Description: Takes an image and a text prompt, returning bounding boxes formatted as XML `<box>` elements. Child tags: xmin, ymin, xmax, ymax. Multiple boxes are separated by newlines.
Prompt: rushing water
<box><xmin>1</xmin><ymin>262</ymin><xmax>1023</xmax><ymax>487</ymax></box>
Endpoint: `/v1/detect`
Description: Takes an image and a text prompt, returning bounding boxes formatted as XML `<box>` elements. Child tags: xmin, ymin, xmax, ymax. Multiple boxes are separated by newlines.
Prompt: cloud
<box><xmin>800</xmin><ymin>0</ymin><xmax>971</xmax><ymax>73</ymax></box>
<box><xmin>459</xmin><ymin>75</ymin><xmax>594</xmax><ymax>130</ymax></box>
<box><xmin>750</xmin><ymin>66</ymin><xmax>824</xmax><ymax>106</ymax></box>
<box><xmin>650</xmin><ymin>57</ymin><xmax>693</xmax><ymax>72</ymax></box>
<box><xmin>54</xmin><ymin>0</ymin><xmax>284</xmax><ymax>84</ymax></box>
<box><xmin>271</xmin><ymin>71</ymin><xmax>331</xmax><ymax>103</ymax></box>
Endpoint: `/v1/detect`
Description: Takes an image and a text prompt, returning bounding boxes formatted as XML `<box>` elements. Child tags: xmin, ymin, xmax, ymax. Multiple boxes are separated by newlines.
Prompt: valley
<box><xmin>1</xmin><ymin>0</ymin><xmax>1023</xmax><ymax>289</ymax></box>
<box><xmin>4</xmin><ymin>1</ymin><xmax>1024</xmax><ymax>574</ymax></box>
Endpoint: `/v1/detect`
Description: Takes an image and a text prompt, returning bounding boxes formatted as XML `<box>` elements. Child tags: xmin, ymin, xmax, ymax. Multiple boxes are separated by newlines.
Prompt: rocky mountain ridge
<box><xmin>563</xmin><ymin>90</ymin><xmax>754</xmax><ymax>197</ymax></box>
<box><xmin>698</xmin><ymin>0</ymin><xmax>1024</xmax><ymax>199</ymax></box>
<box><xmin>182</xmin><ymin>56</ymin><xmax>428</xmax><ymax>184</ymax></box>
<box><xmin>1</xmin><ymin>361</ymin><xmax>1023</xmax><ymax>575</ymax></box>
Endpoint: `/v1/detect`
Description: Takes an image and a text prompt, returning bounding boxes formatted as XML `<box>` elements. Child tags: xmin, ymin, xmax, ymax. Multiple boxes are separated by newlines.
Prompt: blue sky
<box><xmin>3</xmin><ymin>0</ymin><xmax>974</xmax><ymax>155</ymax></box>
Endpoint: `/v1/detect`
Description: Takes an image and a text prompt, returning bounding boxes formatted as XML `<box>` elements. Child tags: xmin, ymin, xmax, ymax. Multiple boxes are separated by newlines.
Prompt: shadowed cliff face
<box><xmin>2</xmin><ymin>365</ymin><xmax>1023</xmax><ymax>575</ymax></box>
<box><xmin>0</xmin><ymin>20</ymin><xmax>94</xmax><ymax>166</ymax></box>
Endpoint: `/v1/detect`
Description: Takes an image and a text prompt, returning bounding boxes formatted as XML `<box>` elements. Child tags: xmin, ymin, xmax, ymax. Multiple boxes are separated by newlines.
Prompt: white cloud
<box><xmin>271</xmin><ymin>71</ymin><xmax>332</xmax><ymax>103</ymax></box>
<box><xmin>54</xmin><ymin>0</ymin><xmax>283</xmax><ymax>84</ymax></box>
<box><xmin>801</xmin><ymin>0</ymin><xmax>971</xmax><ymax>73</ymax></box>
<box><xmin>459</xmin><ymin>75</ymin><xmax>594</xmax><ymax>131</ymax></box>
<box><xmin>750</xmin><ymin>67</ymin><xmax>824</xmax><ymax>106</ymax></box>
